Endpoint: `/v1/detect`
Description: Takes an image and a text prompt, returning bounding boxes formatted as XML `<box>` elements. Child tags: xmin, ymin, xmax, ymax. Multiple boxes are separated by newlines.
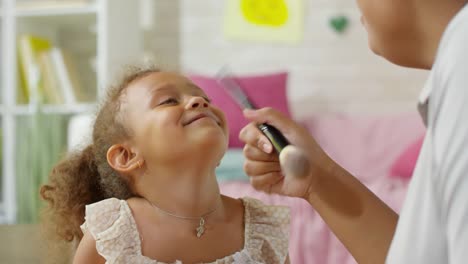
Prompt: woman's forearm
<box><xmin>307</xmin><ymin>163</ymin><xmax>398</xmax><ymax>264</ymax></box>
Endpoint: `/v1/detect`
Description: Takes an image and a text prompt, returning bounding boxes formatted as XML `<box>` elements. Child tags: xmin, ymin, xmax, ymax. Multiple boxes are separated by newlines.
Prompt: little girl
<box><xmin>40</xmin><ymin>65</ymin><xmax>290</xmax><ymax>264</ymax></box>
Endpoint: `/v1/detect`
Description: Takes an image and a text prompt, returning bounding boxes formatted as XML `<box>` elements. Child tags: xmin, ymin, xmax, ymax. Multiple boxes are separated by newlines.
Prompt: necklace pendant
<box><xmin>196</xmin><ymin>217</ymin><xmax>205</xmax><ymax>238</ymax></box>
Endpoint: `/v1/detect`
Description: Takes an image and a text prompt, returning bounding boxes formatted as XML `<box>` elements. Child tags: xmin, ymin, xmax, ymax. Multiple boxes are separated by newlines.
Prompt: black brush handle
<box><xmin>257</xmin><ymin>123</ymin><xmax>290</xmax><ymax>153</ymax></box>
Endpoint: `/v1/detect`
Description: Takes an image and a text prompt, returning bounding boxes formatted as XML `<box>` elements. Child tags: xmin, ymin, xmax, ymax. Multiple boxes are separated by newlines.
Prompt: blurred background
<box><xmin>0</xmin><ymin>0</ymin><xmax>428</xmax><ymax>263</ymax></box>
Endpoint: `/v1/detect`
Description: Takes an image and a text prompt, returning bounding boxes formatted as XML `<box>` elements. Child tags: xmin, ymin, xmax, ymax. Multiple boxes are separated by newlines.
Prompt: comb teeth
<box><xmin>216</xmin><ymin>66</ymin><xmax>256</xmax><ymax>110</ymax></box>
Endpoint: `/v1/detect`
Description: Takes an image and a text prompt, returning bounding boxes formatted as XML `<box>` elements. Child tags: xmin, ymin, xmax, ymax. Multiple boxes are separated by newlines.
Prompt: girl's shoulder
<box><xmin>240</xmin><ymin>197</ymin><xmax>290</xmax><ymax>264</ymax></box>
<box><xmin>85</xmin><ymin>197</ymin><xmax>124</xmax><ymax>211</ymax></box>
<box><xmin>80</xmin><ymin>198</ymin><xmax>144</xmax><ymax>262</ymax></box>
<box><xmin>80</xmin><ymin>198</ymin><xmax>134</xmax><ymax>236</ymax></box>
<box><xmin>241</xmin><ymin>197</ymin><xmax>290</xmax><ymax>227</ymax></box>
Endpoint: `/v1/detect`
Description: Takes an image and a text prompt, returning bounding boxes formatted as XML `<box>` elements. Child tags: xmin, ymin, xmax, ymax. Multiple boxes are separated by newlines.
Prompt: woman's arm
<box><xmin>73</xmin><ymin>232</ymin><xmax>105</xmax><ymax>264</ymax></box>
<box><xmin>307</xmin><ymin>163</ymin><xmax>398</xmax><ymax>264</ymax></box>
<box><xmin>240</xmin><ymin>108</ymin><xmax>398</xmax><ymax>264</ymax></box>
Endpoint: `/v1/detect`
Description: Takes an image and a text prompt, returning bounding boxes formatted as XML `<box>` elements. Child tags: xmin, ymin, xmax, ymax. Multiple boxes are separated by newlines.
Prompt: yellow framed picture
<box><xmin>224</xmin><ymin>0</ymin><xmax>304</xmax><ymax>44</ymax></box>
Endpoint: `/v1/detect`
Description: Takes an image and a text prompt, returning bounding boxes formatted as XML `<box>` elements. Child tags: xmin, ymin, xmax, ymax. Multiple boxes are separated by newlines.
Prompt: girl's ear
<box><xmin>107</xmin><ymin>144</ymin><xmax>142</xmax><ymax>174</ymax></box>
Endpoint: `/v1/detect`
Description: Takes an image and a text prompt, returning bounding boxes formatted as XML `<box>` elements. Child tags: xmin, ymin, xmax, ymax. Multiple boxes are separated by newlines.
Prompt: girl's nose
<box><xmin>186</xmin><ymin>96</ymin><xmax>208</xmax><ymax>109</ymax></box>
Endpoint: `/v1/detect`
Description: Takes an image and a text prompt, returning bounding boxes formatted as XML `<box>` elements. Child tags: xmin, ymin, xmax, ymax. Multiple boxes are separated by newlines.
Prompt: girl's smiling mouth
<box><xmin>183</xmin><ymin>112</ymin><xmax>221</xmax><ymax>126</ymax></box>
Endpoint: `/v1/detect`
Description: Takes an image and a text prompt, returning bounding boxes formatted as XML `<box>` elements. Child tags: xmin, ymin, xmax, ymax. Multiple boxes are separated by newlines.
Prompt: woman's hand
<box><xmin>240</xmin><ymin>107</ymin><xmax>399</xmax><ymax>264</ymax></box>
<box><xmin>239</xmin><ymin>107</ymin><xmax>336</xmax><ymax>200</ymax></box>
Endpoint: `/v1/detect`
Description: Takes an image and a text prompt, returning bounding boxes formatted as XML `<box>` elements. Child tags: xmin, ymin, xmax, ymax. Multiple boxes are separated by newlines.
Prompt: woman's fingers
<box><xmin>243</xmin><ymin>144</ymin><xmax>279</xmax><ymax>162</ymax></box>
<box><xmin>243</xmin><ymin>108</ymin><xmax>294</xmax><ymax>139</ymax></box>
<box><xmin>239</xmin><ymin>123</ymin><xmax>273</xmax><ymax>153</ymax></box>
<box><xmin>248</xmin><ymin>171</ymin><xmax>284</xmax><ymax>192</ymax></box>
<box><xmin>243</xmin><ymin>159</ymin><xmax>281</xmax><ymax>177</ymax></box>
<box><xmin>240</xmin><ymin>107</ymin><xmax>326</xmax><ymax>198</ymax></box>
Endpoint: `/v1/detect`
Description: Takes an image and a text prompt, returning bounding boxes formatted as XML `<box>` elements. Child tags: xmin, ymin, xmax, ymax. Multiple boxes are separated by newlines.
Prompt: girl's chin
<box><xmin>192</xmin><ymin>135</ymin><xmax>227</xmax><ymax>150</ymax></box>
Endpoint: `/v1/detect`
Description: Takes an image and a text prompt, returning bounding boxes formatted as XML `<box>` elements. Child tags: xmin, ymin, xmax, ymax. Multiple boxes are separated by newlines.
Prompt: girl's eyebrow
<box><xmin>148</xmin><ymin>84</ymin><xmax>176</xmax><ymax>107</ymax></box>
<box><xmin>151</xmin><ymin>83</ymin><xmax>176</xmax><ymax>93</ymax></box>
<box><xmin>147</xmin><ymin>83</ymin><xmax>209</xmax><ymax>107</ymax></box>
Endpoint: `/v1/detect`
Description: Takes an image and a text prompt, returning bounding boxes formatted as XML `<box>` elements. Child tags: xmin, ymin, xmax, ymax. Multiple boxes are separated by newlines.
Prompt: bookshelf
<box><xmin>0</xmin><ymin>0</ymin><xmax>143</xmax><ymax>224</ymax></box>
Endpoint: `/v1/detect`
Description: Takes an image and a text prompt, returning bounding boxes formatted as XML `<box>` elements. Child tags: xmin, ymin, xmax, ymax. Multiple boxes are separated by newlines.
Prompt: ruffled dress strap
<box><xmin>80</xmin><ymin>198</ymin><xmax>153</xmax><ymax>263</ymax></box>
<box><xmin>241</xmin><ymin>197</ymin><xmax>290</xmax><ymax>264</ymax></box>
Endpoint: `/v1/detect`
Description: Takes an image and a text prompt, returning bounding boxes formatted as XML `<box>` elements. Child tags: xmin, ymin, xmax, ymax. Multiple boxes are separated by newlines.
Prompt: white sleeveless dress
<box><xmin>80</xmin><ymin>197</ymin><xmax>290</xmax><ymax>264</ymax></box>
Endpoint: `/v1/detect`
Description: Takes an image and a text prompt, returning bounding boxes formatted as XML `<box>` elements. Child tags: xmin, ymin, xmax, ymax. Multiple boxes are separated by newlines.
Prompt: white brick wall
<box><xmin>146</xmin><ymin>0</ymin><xmax>428</xmax><ymax>119</ymax></box>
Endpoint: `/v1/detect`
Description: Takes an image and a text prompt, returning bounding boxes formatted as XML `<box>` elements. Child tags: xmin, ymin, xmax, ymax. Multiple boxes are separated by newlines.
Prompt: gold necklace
<box><xmin>145</xmin><ymin>198</ymin><xmax>221</xmax><ymax>238</ymax></box>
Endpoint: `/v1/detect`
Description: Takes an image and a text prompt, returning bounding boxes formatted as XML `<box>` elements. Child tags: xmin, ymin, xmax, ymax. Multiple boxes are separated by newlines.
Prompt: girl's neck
<box><xmin>136</xmin><ymin>163</ymin><xmax>222</xmax><ymax>217</ymax></box>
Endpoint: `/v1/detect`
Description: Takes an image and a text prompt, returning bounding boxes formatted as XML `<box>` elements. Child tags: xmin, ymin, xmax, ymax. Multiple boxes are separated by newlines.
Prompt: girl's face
<box><xmin>356</xmin><ymin>0</ymin><xmax>422</xmax><ymax>67</ymax></box>
<box><xmin>124</xmin><ymin>72</ymin><xmax>228</xmax><ymax>165</ymax></box>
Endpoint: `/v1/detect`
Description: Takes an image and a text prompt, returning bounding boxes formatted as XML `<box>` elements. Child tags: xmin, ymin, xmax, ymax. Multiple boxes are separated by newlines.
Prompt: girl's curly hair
<box><xmin>40</xmin><ymin>64</ymin><xmax>160</xmax><ymax>243</ymax></box>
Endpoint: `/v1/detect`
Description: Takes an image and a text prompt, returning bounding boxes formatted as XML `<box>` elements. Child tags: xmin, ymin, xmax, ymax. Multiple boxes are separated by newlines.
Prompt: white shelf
<box><xmin>1</xmin><ymin>0</ymin><xmax>143</xmax><ymax>224</ymax></box>
<box><xmin>15</xmin><ymin>4</ymin><xmax>97</xmax><ymax>17</ymax></box>
<box><xmin>0</xmin><ymin>104</ymin><xmax>98</xmax><ymax>115</ymax></box>
<box><xmin>15</xmin><ymin>1</ymin><xmax>96</xmax><ymax>17</ymax></box>
<box><xmin>11</xmin><ymin>103</ymin><xmax>97</xmax><ymax>115</ymax></box>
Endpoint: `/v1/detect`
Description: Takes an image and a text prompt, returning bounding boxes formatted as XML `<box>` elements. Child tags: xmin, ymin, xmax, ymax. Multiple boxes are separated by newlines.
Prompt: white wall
<box><xmin>146</xmin><ymin>0</ymin><xmax>429</xmax><ymax>119</ymax></box>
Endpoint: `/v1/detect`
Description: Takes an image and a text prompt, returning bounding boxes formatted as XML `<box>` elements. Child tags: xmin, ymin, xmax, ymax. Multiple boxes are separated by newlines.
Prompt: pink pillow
<box><xmin>301</xmin><ymin>112</ymin><xmax>426</xmax><ymax>182</ymax></box>
<box><xmin>390</xmin><ymin>135</ymin><xmax>425</xmax><ymax>178</ymax></box>
<box><xmin>189</xmin><ymin>72</ymin><xmax>291</xmax><ymax>148</ymax></box>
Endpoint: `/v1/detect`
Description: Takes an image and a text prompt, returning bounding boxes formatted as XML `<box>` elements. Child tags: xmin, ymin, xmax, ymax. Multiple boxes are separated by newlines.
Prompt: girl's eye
<box><xmin>159</xmin><ymin>98</ymin><xmax>178</xmax><ymax>105</ymax></box>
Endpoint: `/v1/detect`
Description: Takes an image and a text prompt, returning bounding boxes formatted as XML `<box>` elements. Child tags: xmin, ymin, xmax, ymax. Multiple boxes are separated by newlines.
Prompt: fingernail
<box><xmin>261</xmin><ymin>142</ymin><xmax>272</xmax><ymax>153</ymax></box>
